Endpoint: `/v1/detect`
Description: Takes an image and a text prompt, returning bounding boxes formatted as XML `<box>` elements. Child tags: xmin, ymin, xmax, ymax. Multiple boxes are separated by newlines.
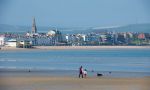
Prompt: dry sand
<box><xmin>1</xmin><ymin>46</ymin><xmax>150</xmax><ymax>51</ymax></box>
<box><xmin>0</xmin><ymin>76</ymin><xmax>150</xmax><ymax>90</ymax></box>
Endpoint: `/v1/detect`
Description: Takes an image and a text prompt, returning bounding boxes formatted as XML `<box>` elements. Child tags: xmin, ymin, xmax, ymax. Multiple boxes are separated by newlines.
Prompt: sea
<box><xmin>0</xmin><ymin>48</ymin><xmax>150</xmax><ymax>77</ymax></box>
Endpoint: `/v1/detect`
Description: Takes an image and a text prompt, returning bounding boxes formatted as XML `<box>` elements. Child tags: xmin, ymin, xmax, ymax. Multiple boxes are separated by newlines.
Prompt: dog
<box><xmin>97</xmin><ymin>73</ymin><xmax>103</xmax><ymax>76</ymax></box>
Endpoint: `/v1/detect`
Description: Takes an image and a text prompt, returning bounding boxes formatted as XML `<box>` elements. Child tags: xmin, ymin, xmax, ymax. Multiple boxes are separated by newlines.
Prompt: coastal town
<box><xmin>0</xmin><ymin>18</ymin><xmax>150</xmax><ymax>48</ymax></box>
<box><xmin>1</xmin><ymin>0</ymin><xmax>150</xmax><ymax>90</ymax></box>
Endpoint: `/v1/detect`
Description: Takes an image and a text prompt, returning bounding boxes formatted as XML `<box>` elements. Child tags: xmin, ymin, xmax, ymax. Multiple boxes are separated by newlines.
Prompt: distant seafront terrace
<box><xmin>0</xmin><ymin>18</ymin><xmax>150</xmax><ymax>47</ymax></box>
<box><xmin>0</xmin><ymin>29</ymin><xmax>150</xmax><ymax>47</ymax></box>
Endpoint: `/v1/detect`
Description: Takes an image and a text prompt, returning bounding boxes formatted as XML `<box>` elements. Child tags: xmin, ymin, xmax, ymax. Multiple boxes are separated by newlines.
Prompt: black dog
<box><xmin>97</xmin><ymin>73</ymin><xmax>103</xmax><ymax>76</ymax></box>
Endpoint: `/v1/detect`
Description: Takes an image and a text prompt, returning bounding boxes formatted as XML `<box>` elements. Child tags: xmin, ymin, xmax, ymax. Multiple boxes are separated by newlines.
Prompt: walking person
<box><xmin>79</xmin><ymin>66</ymin><xmax>83</xmax><ymax>78</ymax></box>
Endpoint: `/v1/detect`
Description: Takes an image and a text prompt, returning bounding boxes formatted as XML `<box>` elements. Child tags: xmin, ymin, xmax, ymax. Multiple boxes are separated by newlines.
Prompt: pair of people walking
<box><xmin>79</xmin><ymin>66</ymin><xmax>87</xmax><ymax>78</ymax></box>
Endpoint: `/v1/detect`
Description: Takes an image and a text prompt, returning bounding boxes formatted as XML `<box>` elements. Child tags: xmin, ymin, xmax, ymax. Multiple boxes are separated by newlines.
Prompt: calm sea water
<box><xmin>0</xmin><ymin>48</ymin><xmax>150</xmax><ymax>73</ymax></box>
<box><xmin>0</xmin><ymin>49</ymin><xmax>150</xmax><ymax>77</ymax></box>
<box><xmin>0</xmin><ymin>49</ymin><xmax>150</xmax><ymax>72</ymax></box>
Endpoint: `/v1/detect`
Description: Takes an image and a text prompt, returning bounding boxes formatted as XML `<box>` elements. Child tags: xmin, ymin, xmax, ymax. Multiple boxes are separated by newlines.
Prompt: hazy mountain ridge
<box><xmin>0</xmin><ymin>23</ymin><xmax>150</xmax><ymax>34</ymax></box>
<box><xmin>96</xmin><ymin>23</ymin><xmax>150</xmax><ymax>33</ymax></box>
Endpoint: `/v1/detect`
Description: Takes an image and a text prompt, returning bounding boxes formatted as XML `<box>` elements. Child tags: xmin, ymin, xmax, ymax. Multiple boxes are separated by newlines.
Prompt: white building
<box><xmin>0</xmin><ymin>35</ymin><xmax>5</xmax><ymax>46</ymax></box>
<box><xmin>65</xmin><ymin>35</ymin><xmax>69</xmax><ymax>42</ymax></box>
<box><xmin>47</xmin><ymin>30</ymin><xmax>56</xmax><ymax>37</ymax></box>
<box><xmin>5</xmin><ymin>39</ymin><xmax>17</xmax><ymax>47</ymax></box>
<box><xmin>81</xmin><ymin>34</ymin><xmax>86</xmax><ymax>41</ymax></box>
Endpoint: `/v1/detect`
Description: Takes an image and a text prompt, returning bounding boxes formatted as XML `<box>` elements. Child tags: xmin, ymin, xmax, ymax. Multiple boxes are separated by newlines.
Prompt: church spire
<box><xmin>31</xmin><ymin>17</ymin><xmax>37</xmax><ymax>33</ymax></box>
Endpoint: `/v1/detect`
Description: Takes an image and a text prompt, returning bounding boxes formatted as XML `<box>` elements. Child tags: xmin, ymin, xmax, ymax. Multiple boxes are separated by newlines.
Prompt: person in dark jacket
<box><xmin>79</xmin><ymin>66</ymin><xmax>83</xmax><ymax>78</ymax></box>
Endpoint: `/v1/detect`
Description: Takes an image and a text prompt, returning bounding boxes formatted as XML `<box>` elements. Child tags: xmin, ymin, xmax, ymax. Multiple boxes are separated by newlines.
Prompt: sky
<box><xmin>0</xmin><ymin>0</ymin><xmax>150</xmax><ymax>27</ymax></box>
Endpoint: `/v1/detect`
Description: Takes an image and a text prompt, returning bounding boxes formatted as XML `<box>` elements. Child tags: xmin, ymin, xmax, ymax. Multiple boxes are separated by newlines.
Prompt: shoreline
<box><xmin>0</xmin><ymin>69</ymin><xmax>150</xmax><ymax>78</ymax></box>
<box><xmin>1</xmin><ymin>46</ymin><xmax>150</xmax><ymax>51</ymax></box>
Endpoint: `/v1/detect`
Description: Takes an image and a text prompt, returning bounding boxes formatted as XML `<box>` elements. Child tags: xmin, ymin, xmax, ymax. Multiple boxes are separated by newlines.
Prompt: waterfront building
<box><xmin>138</xmin><ymin>33</ymin><xmax>145</xmax><ymax>39</ymax></box>
<box><xmin>16</xmin><ymin>40</ymin><xmax>32</xmax><ymax>48</ymax></box>
<box><xmin>65</xmin><ymin>34</ymin><xmax>69</xmax><ymax>42</ymax></box>
<box><xmin>144</xmin><ymin>33</ymin><xmax>150</xmax><ymax>40</ymax></box>
<box><xmin>47</xmin><ymin>30</ymin><xmax>56</xmax><ymax>37</ymax></box>
<box><xmin>117</xmin><ymin>33</ymin><xmax>126</xmax><ymax>45</ymax></box>
<box><xmin>46</xmin><ymin>30</ymin><xmax>63</xmax><ymax>45</ymax></box>
<box><xmin>0</xmin><ymin>35</ymin><xmax>5</xmax><ymax>46</ymax></box>
<box><xmin>80</xmin><ymin>34</ymin><xmax>86</xmax><ymax>41</ymax></box>
<box><xmin>127</xmin><ymin>32</ymin><xmax>133</xmax><ymax>38</ymax></box>
<box><xmin>5</xmin><ymin>39</ymin><xmax>17</xmax><ymax>47</ymax></box>
<box><xmin>100</xmin><ymin>35</ymin><xmax>107</xmax><ymax>43</ymax></box>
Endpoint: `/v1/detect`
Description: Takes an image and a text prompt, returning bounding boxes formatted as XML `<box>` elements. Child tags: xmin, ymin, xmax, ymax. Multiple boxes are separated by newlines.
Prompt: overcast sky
<box><xmin>0</xmin><ymin>0</ymin><xmax>150</xmax><ymax>27</ymax></box>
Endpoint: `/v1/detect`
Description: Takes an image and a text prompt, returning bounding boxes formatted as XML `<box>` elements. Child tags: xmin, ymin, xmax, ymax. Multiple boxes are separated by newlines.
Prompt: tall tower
<box><xmin>31</xmin><ymin>17</ymin><xmax>37</xmax><ymax>33</ymax></box>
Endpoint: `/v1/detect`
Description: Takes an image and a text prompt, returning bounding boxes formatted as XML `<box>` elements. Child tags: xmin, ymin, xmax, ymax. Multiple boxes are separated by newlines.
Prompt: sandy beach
<box><xmin>1</xmin><ymin>46</ymin><xmax>150</xmax><ymax>51</ymax></box>
<box><xmin>0</xmin><ymin>76</ymin><xmax>150</xmax><ymax>90</ymax></box>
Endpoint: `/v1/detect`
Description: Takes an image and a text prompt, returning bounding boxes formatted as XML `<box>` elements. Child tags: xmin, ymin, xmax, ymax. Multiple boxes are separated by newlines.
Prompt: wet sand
<box><xmin>0</xmin><ymin>76</ymin><xmax>149</xmax><ymax>90</ymax></box>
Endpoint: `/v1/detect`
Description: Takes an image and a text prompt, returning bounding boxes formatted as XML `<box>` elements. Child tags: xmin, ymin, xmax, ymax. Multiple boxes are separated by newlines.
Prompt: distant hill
<box><xmin>0</xmin><ymin>23</ymin><xmax>150</xmax><ymax>34</ymax></box>
<box><xmin>91</xmin><ymin>23</ymin><xmax>150</xmax><ymax>33</ymax></box>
